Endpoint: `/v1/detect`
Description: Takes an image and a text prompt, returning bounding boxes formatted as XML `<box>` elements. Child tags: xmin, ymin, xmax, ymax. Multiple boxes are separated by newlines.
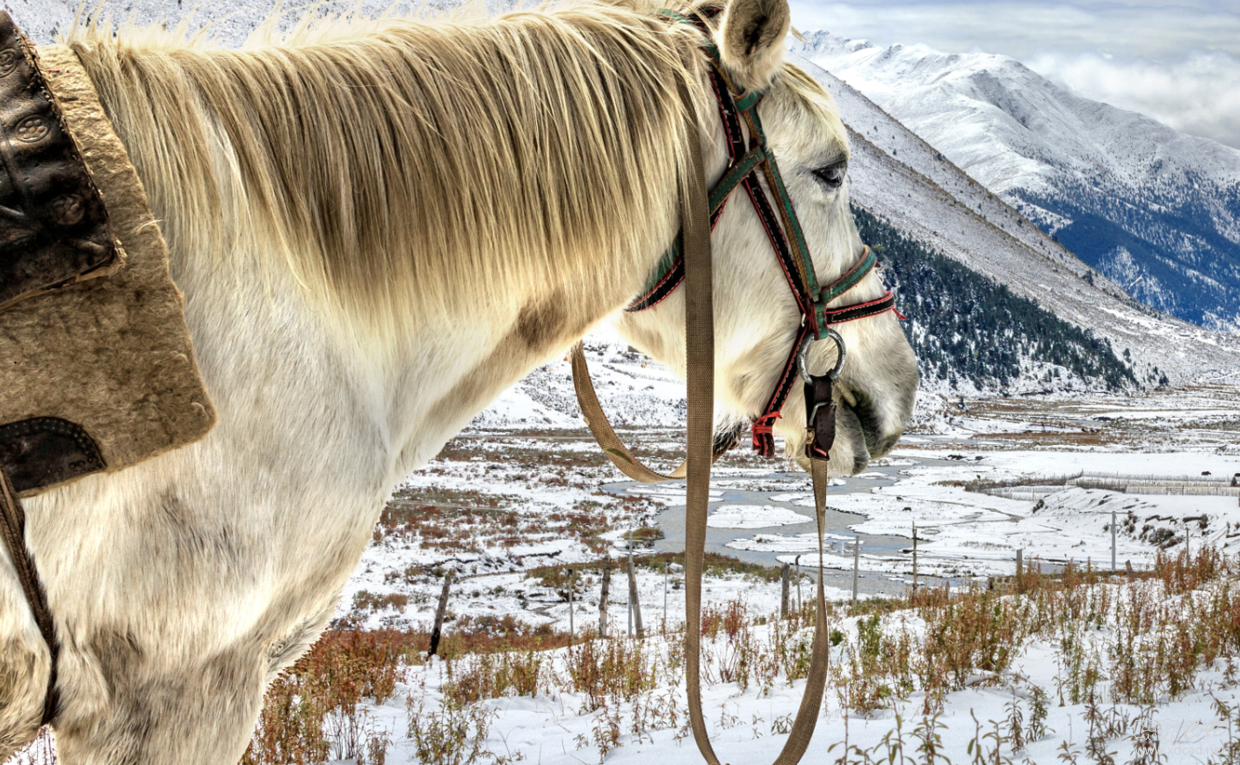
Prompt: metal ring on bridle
<box><xmin>797</xmin><ymin>328</ymin><xmax>847</xmax><ymax>384</ymax></box>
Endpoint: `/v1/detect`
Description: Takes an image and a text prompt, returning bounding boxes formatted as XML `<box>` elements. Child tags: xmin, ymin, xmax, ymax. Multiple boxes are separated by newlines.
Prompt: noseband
<box><xmin>626</xmin><ymin>9</ymin><xmax>899</xmax><ymax>460</ymax></box>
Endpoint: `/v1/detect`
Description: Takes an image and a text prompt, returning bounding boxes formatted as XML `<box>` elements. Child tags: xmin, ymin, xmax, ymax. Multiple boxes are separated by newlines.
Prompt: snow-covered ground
<box><xmin>362</xmin><ymin>596</ymin><xmax>1240</xmax><ymax>765</ymax></box>
<box><xmin>335</xmin><ymin>344</ymin><xmax>1240</xmax><ymax>631</ymax></box>
<box><xmin>312</xmin><ymin>373</ymin><xmax>1240</xmax><ymax>764</ymax></box>
<box><xmin>7</xmin><ymin>357</ymin><xmax>1240</xmax><ymax>764</ymax></box>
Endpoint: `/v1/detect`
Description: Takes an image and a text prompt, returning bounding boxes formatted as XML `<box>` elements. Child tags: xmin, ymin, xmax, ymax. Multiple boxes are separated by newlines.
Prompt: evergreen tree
<box><xmin>852</xmin><ymin>204</ymin><xmax>1137</xmax><ymax>391</ymax></box>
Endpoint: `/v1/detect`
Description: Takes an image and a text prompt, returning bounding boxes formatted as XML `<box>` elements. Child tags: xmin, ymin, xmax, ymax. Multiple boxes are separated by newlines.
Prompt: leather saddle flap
<box><xmin>0</xmin><ymin>13</ymin><xmax>216</xmax><ymax>497</ymax></box>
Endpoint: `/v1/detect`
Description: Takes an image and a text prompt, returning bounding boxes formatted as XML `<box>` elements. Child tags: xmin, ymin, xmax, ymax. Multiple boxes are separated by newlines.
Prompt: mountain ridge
<box><xmin>795</xmin><ymin>31</ymin><xmax>1240</xmax><ymax>332</ymax></box>
<box><xmin>785</xmin><ymin>48</ymin><xmax>1240</xmax><ymax>386</ymax></box>
<box><xmin>9</xmin><ymin>1</ymin><xmax>1239</xmax><ymax>409</ymax></box>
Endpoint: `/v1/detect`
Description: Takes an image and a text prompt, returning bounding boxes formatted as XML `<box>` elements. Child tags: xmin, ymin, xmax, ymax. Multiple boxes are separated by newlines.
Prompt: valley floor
<box><xmin>8</xmin><ymin>383</ymin><xmax>1240</xmax><ymax>765</ymax></box>
<box><xmin>329</xmin><ymin>382</ymin><xmax>1240</xmax><ymax>764</ymax></box>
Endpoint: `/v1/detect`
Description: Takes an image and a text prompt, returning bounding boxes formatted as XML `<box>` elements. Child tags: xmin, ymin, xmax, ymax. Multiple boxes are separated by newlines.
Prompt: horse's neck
<box><xmin>166</xmin><ymin>216</ymin><xmax>644</xmax><ymax>494</ymax></box>
<box><xmin>55</xmin><ymin>27</ymin><xmax>704</xmax><ymax>487</ymax></box>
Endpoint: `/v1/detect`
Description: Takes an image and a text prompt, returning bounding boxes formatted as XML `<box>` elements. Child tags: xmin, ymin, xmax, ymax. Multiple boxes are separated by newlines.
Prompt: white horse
<box><xmin>0</xmin><ymin>0</ymin><xmax>917</xmax><ymax>761</ymax></box>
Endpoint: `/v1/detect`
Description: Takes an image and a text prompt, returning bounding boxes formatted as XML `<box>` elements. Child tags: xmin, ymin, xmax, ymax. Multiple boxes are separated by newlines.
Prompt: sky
<box><xmin>8</xmin><ymin>0</ymin><xmax>1239</xmax><ymax>150</ymax></box>
<box><xmin>786</xmin><ymin>0</ymin><xmax>1240</xmax><ymax>150</ymax></box>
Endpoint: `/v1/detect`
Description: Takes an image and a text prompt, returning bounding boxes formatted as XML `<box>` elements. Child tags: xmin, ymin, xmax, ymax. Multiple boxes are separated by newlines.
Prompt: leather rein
<box><xmin>570</xmin><ymin>10</ymin><xmax>901</xmax><ymax>765</ymax></box>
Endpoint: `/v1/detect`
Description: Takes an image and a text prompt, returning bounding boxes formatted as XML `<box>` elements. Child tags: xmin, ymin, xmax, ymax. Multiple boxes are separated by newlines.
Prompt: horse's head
<box><xmin>617</xmin><ymin>0</ymin><xmax>918</xmax><ymax>475</ymax></box>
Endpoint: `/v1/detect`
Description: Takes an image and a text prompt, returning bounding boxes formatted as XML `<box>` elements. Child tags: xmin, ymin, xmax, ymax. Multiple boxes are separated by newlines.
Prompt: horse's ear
<box><xmin>716</xmin><ymin>0</ymin><xmax>791</xmax><ymax>92</ymax></box>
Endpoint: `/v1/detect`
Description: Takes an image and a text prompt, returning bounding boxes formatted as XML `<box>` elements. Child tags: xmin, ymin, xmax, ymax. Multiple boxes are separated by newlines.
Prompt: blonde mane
<box><xmin>63</xmin><ymin>2</ymin><xmax>717</xmax><ymax>324</ymax></box>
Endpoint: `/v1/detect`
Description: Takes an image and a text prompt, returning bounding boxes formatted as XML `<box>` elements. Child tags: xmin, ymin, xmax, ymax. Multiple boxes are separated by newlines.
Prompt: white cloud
<box><xmin>788</xmin><ymin>1</ymin><xmax>1240</xmax><ymax>58</ymax></box>
<box><xmin>1025</xmin><ymin>49</ymin><xmax>1240</xmax><ymax>150</ymax></box>
<box><xmin>788</xmin><ymin>0</ymin><xmax>1240</xmax><ymax>148</ymax></box>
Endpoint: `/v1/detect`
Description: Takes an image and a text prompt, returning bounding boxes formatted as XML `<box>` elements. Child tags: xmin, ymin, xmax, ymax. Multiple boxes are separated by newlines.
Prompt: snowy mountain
<box><xmin>9</xmin><ymin>1</ymin><xmax>1240</xmax><ymax>401</ymax></box>
<box><xmin>781</xmin><ymin>48</ymin><xmax>1240</xmax><ymax>388</ymax></box>
<box><xmin>795</xmin><ymin>32</ymin><xmax>1240</xmax><ymax>333</ymax></box>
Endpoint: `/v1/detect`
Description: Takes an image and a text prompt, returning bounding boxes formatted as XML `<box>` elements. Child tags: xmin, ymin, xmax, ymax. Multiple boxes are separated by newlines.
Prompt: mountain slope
<box><xmin>796</xmin><ymin>32</ymin><xmax>1240</xmax><ymax>332</ymax></box>
<box><xmin>783</xmin><ymin>49</ymin><xmax>1240</xmax><ymax>386</ymax></box>
<box><xmin>10</xmin><ymin>1</ymin><xmax>1238</xmax><ymax>398</ymax></box>
<box><xmin>855</xmin><ymin>205</ymin><xmax>1139</xmax><ymax>393</ymax></box>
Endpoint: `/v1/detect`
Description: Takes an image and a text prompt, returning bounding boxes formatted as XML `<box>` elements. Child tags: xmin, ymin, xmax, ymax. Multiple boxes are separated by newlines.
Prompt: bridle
<box><xmin>569</xmin><ymin>10</ymin><xmax>904</xmax><ymax>765</ymax></box>
<box><xmin>624</xmin><ymin>8</ymin><xmax>899</xmax><ymax>461</ymax></box>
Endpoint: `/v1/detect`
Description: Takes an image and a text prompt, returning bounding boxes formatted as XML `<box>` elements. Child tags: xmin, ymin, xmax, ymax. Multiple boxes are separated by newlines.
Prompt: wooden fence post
<box><xmin>600</xmin><ymin>557</ymin><xmax>611</xmax><ymax>639</ymax></box>
<box><xmin>428</xmin><ymin>568</ymin><xmax>455</xmax><ymax>658</ymax></box>
<box><xmin>1116</xmin><ymin>508</ymin><xmax>1125</xmax><ymax>572</ymax></box>
<box><xmin>663</xmin><ymin>560</ymin><xmax>669</xmax><ymax>633</ymax></box>
<box><xmin>780</xmin><ymin>562</ymin><xmax>790</xmax><ymax>619</ymax></box>
<box><xmin>627</xmin><ymin>532</ymin><xmax>634</xmax><ymax>638</ymax></box>
<box><xmin>567</xmin><ymin>568</ymin><xmax>574</xmax><ymax>649</ymax></box>
<box><xmin>912</xmin><ymin>522</ymin><xmax>919</xmax><ymax>592</ymax></box>
<box><xmin>851</xmin><ymin>539</ymin><xmax>861</xmax><ymax>606</ymax></box>
<box><xmin>627</xmin><ymin>556</ymin><xmax>644</xmax><ymax>639</ymax></box>
<box><xmin>795</xmin><ymin>555</ymin><xmax>803</xmax><ymax>618</ymax></box>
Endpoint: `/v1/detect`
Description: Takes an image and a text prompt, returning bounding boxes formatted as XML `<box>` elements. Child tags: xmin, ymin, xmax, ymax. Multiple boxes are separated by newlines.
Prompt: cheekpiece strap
<box><xmin>644</xmin><ymin>8</ymin><xmax>902</xmax><ymax>463</ymax></box>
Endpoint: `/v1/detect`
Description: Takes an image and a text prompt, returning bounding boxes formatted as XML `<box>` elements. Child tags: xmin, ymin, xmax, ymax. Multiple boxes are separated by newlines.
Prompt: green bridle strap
<box><xmin>633</xmin><ymin>10</ymin><xmax>786</xmax><ymax>304</ymax></box>
<box><xmin>812</xmin><ymin>246</ymin><xmax>879</xmax><ymax>337</ymax></box>
<box><xmin>740</xmin><ymin>104</ymin><xmax>822</xmax><ymax>306</ymax></box>
<box><xmin>635</xmin><ymin>142</ymin><xmax>768</xmax><ymax>297</ymax></box>
<box><xmin>710</xmin><ymin>144</ymin><xmax>766</xmax><ymax>211</ymax></box>
<box><xmin>654</xmin><ymin>8</ymin><xmax>718</xmax><ymax>59</ymax></box>
<box><xmin>733</xmin><ymin>89</ymin><xmax>762</xmax><ymax>112</ymax></box>
<box><xmin>819</xmin><ymin>245</ymin><xmax>878</xmax><ymax>304</ymax></box>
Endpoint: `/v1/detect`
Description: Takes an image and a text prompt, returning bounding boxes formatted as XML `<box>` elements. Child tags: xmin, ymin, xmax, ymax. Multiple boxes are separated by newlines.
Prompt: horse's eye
<box><xmin>813</xmin><ymin>160</ymin><xmax>848</xmax><ymax>190</ymax></box>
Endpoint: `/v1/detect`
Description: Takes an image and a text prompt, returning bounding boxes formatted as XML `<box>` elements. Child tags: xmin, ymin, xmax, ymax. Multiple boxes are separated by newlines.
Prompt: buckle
<box><xmin>798</xmin><ymin>330</ymin><xmax>845</xmax><ymax>460</ymax></box>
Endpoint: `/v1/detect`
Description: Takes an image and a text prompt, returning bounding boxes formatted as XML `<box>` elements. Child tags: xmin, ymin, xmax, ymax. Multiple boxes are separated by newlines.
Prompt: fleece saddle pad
<box><xmin>0</xmin><ymin>13</ymin><xmax>215</xmax><ymax>497</ymax></box>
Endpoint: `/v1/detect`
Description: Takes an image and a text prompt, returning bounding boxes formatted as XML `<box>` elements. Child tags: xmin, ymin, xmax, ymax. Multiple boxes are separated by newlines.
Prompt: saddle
<box><xmin>0</xmin><ymin>13</ymin><xmax>214</xmax><ymax>496</ymax></box>
<box><xmin>0</xmin><ymin>11</ymin><xmax>214</xmax><ymax>725</ymax></box>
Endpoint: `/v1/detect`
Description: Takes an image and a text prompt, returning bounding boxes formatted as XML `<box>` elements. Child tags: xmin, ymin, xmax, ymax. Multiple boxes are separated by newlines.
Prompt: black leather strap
<box><xmin>0</xmin><ymin>11</ymin><xmax>118</xmax><ymax>311</ymax></box>
<box><xmin>0</xmin><ymin>416</ymin><xmax>106</xmax><ymax>494</ymax></box>
<box><xmin>0</xmin><ymin>467</ymin><xmax>58</xmax><ymax>725</ymax></box>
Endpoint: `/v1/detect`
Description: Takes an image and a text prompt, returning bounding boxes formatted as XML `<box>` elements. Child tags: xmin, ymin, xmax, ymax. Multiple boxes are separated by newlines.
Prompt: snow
<box><xmin>706</xmin><ymin>505</ymin><xmax>811</xmax><ymax>529</ymax></box>
<box><xmin>792</xmin><ymin>31</ymin><xmax>1240</xmax><ymax>336</ymax></box>
<box><xmin>728</xmin><ymin>531</ymin><xmax>854</xmax><ymax>552</ymax></box>
<box><xmin>279</xmin><ymin>573</ymin><xmax>1240</xmax><ymax>765</ymax></box>
<box><xmin>344</xmin><ymin>403</ymin><xmax>1240</xmax><ymax>763</ymax></box>
<box><xmin>9</xmin><ymin>345</ymin><xmax>1240</xmax><ymax>765</ymax></box>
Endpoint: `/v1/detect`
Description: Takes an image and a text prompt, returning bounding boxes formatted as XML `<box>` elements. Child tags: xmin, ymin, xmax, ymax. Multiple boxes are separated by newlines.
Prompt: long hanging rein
<box><xmin>570</xmin><ymin>11</ymin><xmax>900</xmax><ymax>765</ymax></box>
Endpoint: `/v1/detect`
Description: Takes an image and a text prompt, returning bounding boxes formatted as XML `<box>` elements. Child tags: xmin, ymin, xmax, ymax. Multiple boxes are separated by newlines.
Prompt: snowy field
<box><xmin>340</xmin><ymin>350</ymin><xmax>1240</xmax><ymax>637</ymax></box>
<box><xmin>309</xmin><ymin>354</ymin><xmax>1240</xmax><ymax>765</ymax></box>
<box><xmin>8</xmin><ymin>352</ymin><xmax>1240</xmax><ymax>764</ymax></box>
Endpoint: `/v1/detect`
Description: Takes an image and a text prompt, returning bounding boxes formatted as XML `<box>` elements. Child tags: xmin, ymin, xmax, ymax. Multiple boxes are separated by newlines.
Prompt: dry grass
<box><xmin>242</xmin><ymin>630</ymin><xmax>414</xmax><ymax>765</ymax></box>
<box><xmin>16</xmin><ymin>548</ymin><xmax>1240</xmax><ymax>765</ymax></box>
